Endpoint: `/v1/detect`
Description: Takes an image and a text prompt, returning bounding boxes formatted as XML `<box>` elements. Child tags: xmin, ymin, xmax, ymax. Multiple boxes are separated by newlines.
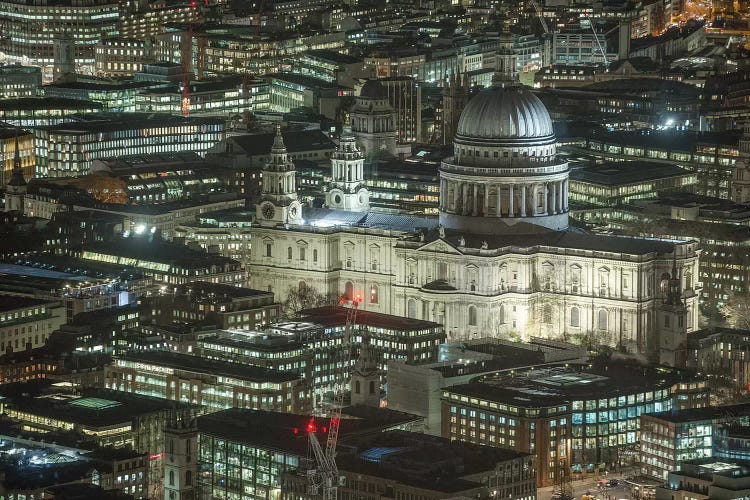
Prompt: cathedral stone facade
<box><xmin>247</xmin><ymin>84</ymin><xmax>700</xmax><ymax>365</ymax></box>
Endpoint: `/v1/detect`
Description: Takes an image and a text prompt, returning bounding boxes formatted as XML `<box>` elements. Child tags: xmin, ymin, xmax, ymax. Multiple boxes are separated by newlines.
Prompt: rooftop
<box><xmin>570</xmin><ymin>162</ymin><xmax>691</xmax><ymax>186</ymax></box>
<box><xmin>447</xmin><ymin>360</ymin><xmax>701</xmax><ymax>408</ymax></box>
<box><xmin>197</xmin><ymin>406</ymin><xmax>421</xmax><ymax>455</ymax></box>
<box><xmin>298</xmin><ymin>305</ymin><xmax>442</xmax><ymax>331</ymax></box>
<box><xmin>224</xmin><ymin>128</ymin><xmax>336</xmax><ymax>157</ymax></box>
<box><xmin>38</xmin><ymin>113</ymin><xmax>224</xmax><ymax>133</ymax></box>
<box><xmin>116</xmin><ymin>350</ymin><xmax>302</xmax><ymax>383</ymax></box>
<box><xmin>0</xmin><ymin>295</ymin><xmax>57</xmax><ymax>313</ymax></box>
<box><xmin>646</xmin><ymin>403</ymin><xmax>750</xmax><ymax>423</ymax></box>
<box><xmin>1</xmin><ymin>386</ymin><xmax>193</xmax><ymax>428</ymax></box>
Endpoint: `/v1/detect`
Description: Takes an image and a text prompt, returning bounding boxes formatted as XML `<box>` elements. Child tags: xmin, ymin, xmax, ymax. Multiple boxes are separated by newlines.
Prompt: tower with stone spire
<box><xmin>732</xmin><ymin>122</ymin><xmax>750</xmax><ymax>203</ymax></box>
<box><xmin>326</xmin><ymin>117</ymin><xmax>369</xmax><ymax>211</ymax></box>
<box><xmin>441</xmin><ymin>72</ymin><xmax>469</xmax><ymax>145</ymax></box>
<box><xmin>350</xmin><ymin>335</ymin><xmax>380</xmax><ymax>407</ymax></box>
<box><xmin>5</xmin><ymin>131</ymin><xmax>27</xmax><ymax>213</ymax></box>
<box><xmin>163</xmin><ymin>409</ymin><xmax>198</xmax><ymax>500</ymax></box>
<box><xmin>256</xmin><ymin>124</ymin><xmax>303</xmax><ymax>225</ymax></box>
<box><xmin>658</xmin><ymin>256</ymin><xmax>689</xmax><ymax>367</ymax></box>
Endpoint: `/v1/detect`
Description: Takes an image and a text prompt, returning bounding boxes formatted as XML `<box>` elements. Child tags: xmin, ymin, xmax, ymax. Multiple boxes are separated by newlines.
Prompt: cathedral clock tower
<box><xmin>327</xmin><ymin>119</ymin><xmax>369</xmax><ymax>211</ymax></box>
<box><xmin>256</xmin><ymin>125</ymin><xmax>303</xmax><ymax>225</ymax></box>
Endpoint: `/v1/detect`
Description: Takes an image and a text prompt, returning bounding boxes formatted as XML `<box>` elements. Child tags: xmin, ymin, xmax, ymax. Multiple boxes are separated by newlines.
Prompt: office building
<box><xmin>656</xmin><ymin>459</ymin><xmax>750</xmax><ymax>500</ymax></box>
<box><xmin>0</xmin><ymin>65</ymin><xmax>41</xmax><ymax>98</ymax></box>
<box><xmin>197</xmin><ymin>407</ymin><xmax>421</xmax><ymax>500</ymax></box>
<box><xmin>388</xmin><ymin>337</ymin><xmax>587</xmax><ymax>435</ymax></box>
<box><xmin>568</xmin><ymin>162</ymin><xmax>697</xmax><ymax>207</ymax></box>
<box><xmin>641</xmin><ymin>404</ymin><xmax>750</xmax><ymax>480</ymax></box>
<box><xmin>0</xmin><ymin>97</ymin><xmax>103</xmax><ymax>128</ymax></box>
<box><xmin>688</xmin><ymin>328</ymin><xmax>750</xmax><ymax>389</ymax></box>
<box><xmin>135</xmin><ymin>76</ymin><xmax>270</xmax><ymax>115</ymax></box>
<box><xmin>0</xmin><ymin>0</ymin><xmax>119</xmax><ymax>79</ymax></box>
<box><xmin>34</xmin><ymin>114</ymin><xmax>225</xmax><ymax>178</ymax></box>
<box><xmin>0</xmin><ymin>297</ymin><xmax>66</xmax><ymax>353</ymax></box>
<box><xmin>282</xmin><ymin>430</ymin><xmax>537</xmax><ymax>500</ymax></box>
<box><xmin>147</xmin><ymin>281</ymin><xmax>280</xmax><ymax>330</ymax></box>
<box><xmin>106</xmin><ymin>350</ymin><xmax>310</xmax><ymax>413</ymax></box>
<box><xmin>78</xmin><ymin>237</ymin><xmax>247</xmax><ymax>287</ymax></box>
<box><xmin>442</xmin><ymin>361</ymin><xmax>709</xmax><ymax>487</ymax></box>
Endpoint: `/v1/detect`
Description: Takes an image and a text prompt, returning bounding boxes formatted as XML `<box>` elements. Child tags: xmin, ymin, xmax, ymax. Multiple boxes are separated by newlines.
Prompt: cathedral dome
<box><xmin>359</xmin><ymin>79</ymin><xmax>387</xmax><ymax>99</ymax></box>
<box><xmin>455</xmin><ymin>85</ymin><xmax>554</xmax><ymax>145</ymax></box>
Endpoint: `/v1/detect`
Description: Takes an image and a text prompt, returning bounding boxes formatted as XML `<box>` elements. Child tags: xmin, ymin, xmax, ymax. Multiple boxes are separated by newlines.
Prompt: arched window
<box><xmin>168</xmin><ymin>439</ymin><xmax>174</xmax><ymax>456</ymax></box>
<box><xmin>344</xmin><ymin>281</ymin><xmax>354</xmax><ymax>301</ymax></box>
<box><xmin>369</xmin><ymin>381</ymin><xmax>376</xmax><ymax>394</ymax></box>
<box><xmin>287</xmin><ymin>246</ymin><xmax>292</xmax><ymax>260</ymax></box>
<box><xmin>370</xmin><ymin>284</ymin><xmax>378</xmax><ymax>304</ymax></box>
<box><xmin>685</xmin><ymin>270</ymin><xmax>692</xmax><ymax>290</ymax></box>
<box><xmin>543</xmin><ymin>304</ymin><xmax>552</xmax><ymax>323</ymax></box>
<box><xmin>470</xmin><ymin>281</ymin><xmax>476</xmax><ymax>292</ymax></box>
<box><xmin>169</xmin><ymin>470</ymin><xmax>175</xmax><ymax>486</ymax></box>
<box><xmin>407</xmin><ymin>298</ymin><xmax>417</xmax><ymax>319</ymax></box>
<box><xmin>469</xmin><ymin>305</ymin><xmax>477</xmax><ymax>326</ymax></box>
<box><xmin>498</xmin><ymin>304</ymin><xmax>505</xmax><ymax>324</ymax></box>
<box><xmin>298</xmin><ymin>281</ymin><xmax>306</xmax><ymax>291</ymax></box>
<box><xmin>299</xmin><ymin>246</ymin><xmax>306</xmax><ymax>261</ymax></box>
<box><xmin>598</xmin><ymin>309</ymin><xmax>608</xmax><ymax>331</ymax></box>
<box><xmin>185</xmin><ymin>471</ymin><xmax>192</xmax><ymax>487</ymax></box>
<box><xmin>313</xmin><ymin>249</ymin><xmax>318</xmax><ymax>263</ymax></box>
<box><xmin>355</xmin><ymin>380</ymin><xmax>361</xmax><ymax>394</ymax></box>
<box><xmin>570</xmin><ymin>307</ymin><xmax>580</xmax><ymax>328</ymax></box>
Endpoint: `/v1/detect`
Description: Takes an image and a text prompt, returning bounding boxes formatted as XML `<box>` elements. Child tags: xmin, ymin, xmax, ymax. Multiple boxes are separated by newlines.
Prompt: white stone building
<box><xmin>246</xmin><ymin>83</ymin><xmax>701</xmax><ymax>364</ymax></box>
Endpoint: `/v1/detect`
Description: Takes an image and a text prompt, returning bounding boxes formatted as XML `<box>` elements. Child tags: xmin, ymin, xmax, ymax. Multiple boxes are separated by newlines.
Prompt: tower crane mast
<box><xmin>306</xmin><ymin>296</ymin><xmax>360</xmax><ymax>499</ymax></box>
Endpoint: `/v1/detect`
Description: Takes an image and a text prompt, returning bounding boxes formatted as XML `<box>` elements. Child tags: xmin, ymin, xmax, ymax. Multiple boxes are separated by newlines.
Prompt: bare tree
<box><xmin>725</xmin><ymin>290</ymin><xmax>750</xmax><ymax>330</ymax></box>
<box><xmin>79</xmin><ymin>174</ymin><xmax>129</xmax><ymax>204</ymax></box>
<box><xmin>282</xmin><ymin>285</ymin><xmax>339</xmax><ymax>319</ymax></box>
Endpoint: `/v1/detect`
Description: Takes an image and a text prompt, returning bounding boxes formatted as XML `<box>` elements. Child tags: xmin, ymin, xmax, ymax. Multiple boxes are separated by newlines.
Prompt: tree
<box><xmin>725</xmin><ymin>290</ymin><xmax>750</xmax><ymax>330</ymax></box>
<box><xmin>282</xmin><ymin>285</ymin><xmax>338</xmax><ymax>319</ymax></box>
<box><xmin>78</xmin><ymin>174</ymin><xmax>128</xmax><ymax>204</ymax></box>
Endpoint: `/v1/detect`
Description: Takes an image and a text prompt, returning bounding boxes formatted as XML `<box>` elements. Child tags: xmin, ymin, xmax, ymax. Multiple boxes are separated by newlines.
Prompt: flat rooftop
<box><xmin>0</xmin><ymin>295</ymin><xmax>58</xmax><ymax>313</ymax></box>
<box><xmin>198</xmin><ymin>406</ymin><xmax>421</xmax><ymax>455</ymax></box>
<box><xmin>337</xmin><ymin>430</ymin><xmax>530</xmax><ymax>493</ymax></box>
<box><xmin>298</xmin><ymin>305</ymin><xmax>443</xmax><ymax>331</ymax></box>
<box><xmin>447</xmin><ymin>361</ymin><xmax>701</xmax><ymax>408</ymax></box>
<box><xmin>2</xmin><ymin>387</ymin><xmax>194</xmax><ymax>428</ymax></box>
<box><xmin>645</xmin><ymin>402</ymin><xmax>750</xmax><ymax>423</ymax></box>
<box><xmin>570</xmin><ymin>162</ymin><xmax>691</xmax><ymax>186</ymax></box>
<box><xmin>116</xmin><ymin>351</ymin><xmax>301</xmax><ymax>383</ymax></box>
<box><xmin>175</xmin><ymin>281</ymin><xmax>272</xmax><ymax>300</ymax></box>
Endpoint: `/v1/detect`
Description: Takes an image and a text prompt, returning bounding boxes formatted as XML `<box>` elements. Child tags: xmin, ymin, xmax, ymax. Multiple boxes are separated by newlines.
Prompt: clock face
<box><xmin>261</xmin><ymin>203</ymin><xmax>275</xmax><ymax>220</ymax></box>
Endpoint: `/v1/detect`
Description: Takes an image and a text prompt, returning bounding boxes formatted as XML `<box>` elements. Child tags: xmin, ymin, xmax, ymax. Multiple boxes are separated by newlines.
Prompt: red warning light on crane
<box><xmin>306</xmin><ymin>418</ymin><xmax>317</xmax><ymax>434</ymax></box>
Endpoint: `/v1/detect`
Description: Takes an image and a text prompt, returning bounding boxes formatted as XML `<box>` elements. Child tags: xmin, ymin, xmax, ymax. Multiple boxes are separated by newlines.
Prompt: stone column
<box><xmin>453</xmin><ymin>181</ymin><xmax>460</xmax><ymax>213</ymax></box>
<box><xmin>543</xmin><ymin>183</ymin><xmax>549</xmax><ymax>215</ymax></box>
<box><xmin>483</xmin><ymin>185</ymin><xmax>489</xmax><ymax>216</ymax></box>
<box><xmin>472</xmin><ymin>184</ymin><xmax>479</xmax><ymax>216</ymax></box>
<box><xmin>496</xmin><ymin>186</ymin><xmax>502</xmax><ymax>217</ymax></box>
<box><xmin>508</xmin><ymin>184</ymin><xmax>514</xmax><ymax>218</ymax></box>
<box><xmin>551</xmin><ymin>182</ymin><xmax>557</xmax><ymax>214</ymax></box>
<box><xmin>520</xmin><ymin>184</ymin><xmax>527</xmax><ymax>217</ymax></box>
<box><xmin>564</xmin><ymin>179</ymin><xmax>569</xmax><ymax>211</ymax></box>
<box><xmin>462</xmin><ymin>183</ymin><xmax>469</xmax><ymax>215</ymax></box>
<box><xmin>558</xmin><ymin>180</ymin><xmax>563</xmax><ymax>213</ymax></box>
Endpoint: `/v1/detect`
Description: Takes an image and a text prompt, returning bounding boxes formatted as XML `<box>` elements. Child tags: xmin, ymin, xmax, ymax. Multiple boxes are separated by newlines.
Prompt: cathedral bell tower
<box><xmin>256</xmin><ymin>125</ymin><xmax>303</xmax><ymax>225</ymax></box>
<box><xmin>326</xmin><ymin>117</ymin><xmax>369</xmax><ymax>211</ymax></box>
<box><xmin>5</xmin><ymin>131</ymin><xmax>27</xmax><ymax>213</ymax></box>
<box><xmin>658</xmin><ymin>257</ymin><xmax>688</xmax><ymax>367</ymax></box>
<box><xmin>350</xmin><ymin>335</ymin><xmax>380</xmax><ymax>407</ymax></box>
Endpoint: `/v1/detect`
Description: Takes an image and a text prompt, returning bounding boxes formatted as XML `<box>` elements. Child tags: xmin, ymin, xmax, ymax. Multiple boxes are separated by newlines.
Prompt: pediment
<box><xmin>416</xmin><ymin>239</ymin><xmax>462</xmax><ymax>255</ymax></box>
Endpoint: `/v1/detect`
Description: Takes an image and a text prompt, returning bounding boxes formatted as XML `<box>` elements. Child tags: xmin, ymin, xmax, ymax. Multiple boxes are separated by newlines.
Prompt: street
<box><xmin>537</xmin><ymin>474</ymin><xmax>634</xmax><ymax>500</ymax></box>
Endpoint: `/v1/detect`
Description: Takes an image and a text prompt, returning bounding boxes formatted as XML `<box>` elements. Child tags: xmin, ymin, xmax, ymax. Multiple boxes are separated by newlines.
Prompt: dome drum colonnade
<box><xmin>438</xmin><ymin>84</ymin><xmax>570</xmax><ymax>233</ymax></box>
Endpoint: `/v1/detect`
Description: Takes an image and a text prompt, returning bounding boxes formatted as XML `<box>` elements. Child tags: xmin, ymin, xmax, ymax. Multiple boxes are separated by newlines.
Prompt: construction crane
<box><xmin>306</xmin><ymin>296</ymin><xmax>360</xmax><ymax>500</ymax></box>
<box><xmin>529</xmin><ymin>0</ymin><xmax>552</xmax><ymax>67</ymax></box>
<box><xmin>181</xmin><ymin>20</ymin><xmax>193</xmax><ymax>116</ymax></box>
